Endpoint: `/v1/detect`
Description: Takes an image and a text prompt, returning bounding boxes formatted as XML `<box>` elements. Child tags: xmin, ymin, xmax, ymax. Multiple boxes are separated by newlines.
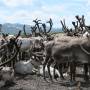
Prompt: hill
<box><xmin>1</xmin><ymin>23</ymin><xmax>62</xmax><ymax>35</ymax></box>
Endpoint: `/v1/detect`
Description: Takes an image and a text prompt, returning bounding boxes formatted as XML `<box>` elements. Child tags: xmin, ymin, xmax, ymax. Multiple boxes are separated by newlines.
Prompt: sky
<box><xmin>0</xmin><ymin>0</ymin><xmax>90</xmax><ymax>28</ymax></box>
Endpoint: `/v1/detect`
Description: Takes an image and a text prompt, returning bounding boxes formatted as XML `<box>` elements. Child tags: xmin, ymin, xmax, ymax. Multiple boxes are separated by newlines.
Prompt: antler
<box><xmin>60</xmin><ymin>20</ymin><xmax>65</xmax><ymax>32</ymax></box>
<box><xmin>23</xmin><ymin>25</ymin><xmax>28</xmax><ymax>37</ymax></box>
<box><xmin>81</xmin><ymin>15</ymin><xmax>87</xmax><ymax>31</ymax></box>
<box><xmin>0</xmin><ymin>44</ymin><xmax>19</xmax><ymax>67</ymax></box>
<box><xmin>42</xmin><ymin>23</ymin><xmax>46</xmax><ymax>35</ymax></box>
<box><xmin>72</xmin><ymin>21</ymin><xmax>79</xmax><ymax>31</ymax></box>
<box><xmin>46</xmin><ymin>18</ymin><xmax>53</xmax><ymax>33</ymax></box>
<box><xmin>60</xmin><ymin>19</ymin><xmax>68</xmax><ymax>33</ymax></box>
<box><xmin>33</xmin><ymin>18</ymin><xmax>41</xmax><ymax>32</ymax></box>
<box><xmin>15</xmin><ymin>30</ymin><xmax>21</xmax><ymax>40</ymax></box>
<box><xmin>2</xmin><ymin>33</ymin><xmax>8</xmax><ymax>43</ymax></box>
<box><xmin>31</xmin><ymin>26</ymin><xmax>37</xmax><ymax>36</ymax></box>
<box><xmin>41</xmin><ymin>18</ymin><xmax>53</xmax><ymax>34</ymax></box>
<box><xmin>75</xmin><ymin>15</ymin><xmax>84</xmax><ymax>33</ymax></box>
<box><xmin>33</xmin><ymin>18</ymin><xmax>45</xmax><ymax>37</ymax></box>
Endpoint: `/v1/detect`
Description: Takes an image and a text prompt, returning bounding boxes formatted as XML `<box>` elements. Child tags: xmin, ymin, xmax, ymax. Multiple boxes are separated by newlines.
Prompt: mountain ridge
<box><xmin>1</xmin><ymin>23</ymin><xmax>62</xmax><ymax>35</ymax></box>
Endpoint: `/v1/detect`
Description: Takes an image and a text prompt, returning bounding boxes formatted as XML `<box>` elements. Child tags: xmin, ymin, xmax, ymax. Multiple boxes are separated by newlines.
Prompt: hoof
<box><xmin>43</xmin><ymin>78</ymin><xmax>49</xmax><ymax>82</ymax></box>
<box><xmin>60</xmin><ymin>77</ymin><xmax>65</xmax><ymax>80</ymax></box>
<box><xmin>84</xmin><ymin>76</ymin><xmax>89</xmax><ymax>81</ymax></box>
<box><xmin>50</xmin><ymin>79</ymin><xmax>54</xmax><ymax>83</ymax></box>
<box><xmin>65</xmin><ymin>80</ymin><xmax>77</xmax><ymax>86</ymax></box>
<box><xmin>54</xmin><ymin>78</ymin><xmax>58</xmax><ymax>81</ymax></box>
<box><xmin>69</xmin><ymin>81</ymin><xmax>77</xmax><ymax>86</ymax></box>
<box><xmin>43</xmin><ymin>77</ymin><xmax>47</xmax><ymax>80</ymax></box>
<box><xmin>47</xmin><ymin>78</ymin><xmax>54</xmax><ymax>83</ymax></box>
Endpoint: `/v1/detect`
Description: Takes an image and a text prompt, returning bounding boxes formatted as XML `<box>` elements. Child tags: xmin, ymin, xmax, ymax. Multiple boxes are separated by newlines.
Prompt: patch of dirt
<box><xmin>0</xmin><ymin>74</ymin><xmax>90</xmax><ymax>90</ymax></box>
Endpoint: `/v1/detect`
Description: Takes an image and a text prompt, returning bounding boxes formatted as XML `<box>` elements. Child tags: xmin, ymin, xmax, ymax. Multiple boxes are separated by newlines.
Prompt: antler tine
<box><xmin>63</xmin><ymin>19</ymin><xmax>66</xmax><ymax>27</ymax></box>
<box><xmin>15</xmin><ymin>30</ymin><xmax>21</xmax><ymax>40</ymax></box>
<box><xmin>2</xmin><ymin>33</ymin><xmax>8</xmax><ymax>43</ymax></box>
<box><xmin>33</xmin><ymin>18</ymin><xmax>41</xmax><ymax>24</ymax></box>
<box><xmin>42</xmin><ymin>23</ymin><xmax>46</xmax><ymax>34</ymax></box>
<box><xmin>33</xmin><ymin>18</ymin><xmax>42</xmax><ymax>30</ymax></box>
<box><xmin>82</xmin><ymin>15</ymin><xmax>87</xmax><ymax>31</ymax></box>
<box><xmin>35</xmin><ymin>18</ymin><xmax>38</xmax><ymax>21</ymax></box>
<box><xmin>60</xmin><ymin>19</ymin><xmax>67</xmax><ymax>33</ymax></box>
<box><xmin>37</xmin><ymin>20</ymin><xmax>41</xmax><ymax>22</ymax></box>
<box><xmin>47</xmin><ymin>18</ymin><xmax>53</xmax><ymax>25</ymax></box>
<box><xmin>23</xmin><ymin>24</ymin><xmax>28</xmax><ymax>37</ymax></box>
<box><xmin>72</xmin><ymin>22</ymin><xmax>76</xmax><ymax>27</ymax></box>
<box><xmin>75</xmin><ymin>15</ymin><xmax>79</xmax><ymax>19</ymax></box>
<box><xmin>33</xmin><ymin>18</ymin><xmax>38</xmax><ymax>22</ymax></box>
<box><xmin>76</xmin><ymin>21</ymin><xmax>79</xmax><ymax>27</ymax></box>
<box><xmin>75</xmin><ymin>15</ymin><xmax>81</xmax><ymax>22</ymax></box>
<box><xmin>82</xmin><ymin>15</ymin><xmax>85</xmax><ymax>25</ymax></box>
<box><xmin>60</xmin><ymin>20</ymin><xmax>65</xmax><ymax>32</ymax></box>
<box><xmin>63</xmin><ymin>19</ymin><xmax>67</xmax><ymax>29</ymax></box>
<box><xmin>46</xmin><ymin>18</ymin><xmax>53</xmax><ymax>33</ymax></box>
<box><xmin>50</xmin><ymin>18</ymin><xmax>53</xmax><ymax>25</ymax></box>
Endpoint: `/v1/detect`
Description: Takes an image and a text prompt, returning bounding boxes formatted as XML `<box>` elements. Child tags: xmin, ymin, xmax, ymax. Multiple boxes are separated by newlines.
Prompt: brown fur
<box><xmin>43</xmin><ymin>34</ymin><xmax>90</xmax><ymax>81</ymax></box>
<box><xmin>54</xmin><ymin>35</ymin><xmax>90</xmax><ymax>50</ymax></box>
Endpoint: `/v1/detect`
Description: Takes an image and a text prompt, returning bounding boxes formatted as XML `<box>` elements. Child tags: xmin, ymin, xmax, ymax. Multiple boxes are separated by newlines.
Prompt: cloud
<box><xmin>3</xmin><ymin>0</ymin><xmax>33</xmax><ymax>7</ymax></box>
<box><xmin>86</xmin><ymin>0</ymin><xmax>90</xmax><ymax>6</ymax></box>
<box><xmin>0</xmin><ymin>0</ymin><xmax>90</xmax><ymax>28</ymax></box>
<box><xmin>41</xmin><ymin>4</ymin><xmax>65</xmax><ymax>14</ymax></box>
<box><xmin>0</xmin><ymin>9</ymin><xmax>61</xmax><ymax>27</ymax></box>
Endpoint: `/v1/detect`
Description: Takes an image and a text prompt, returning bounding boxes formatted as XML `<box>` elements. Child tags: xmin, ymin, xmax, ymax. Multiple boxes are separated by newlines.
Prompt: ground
<box><xmin>0</xmin><ymin>73</ymin><xmax>90</xmax><ymax>90</ymax></box>
<box><xmin>0</xmin><ymin>33</ymin><xmax>90</xmax><ymax>90</ymax></box>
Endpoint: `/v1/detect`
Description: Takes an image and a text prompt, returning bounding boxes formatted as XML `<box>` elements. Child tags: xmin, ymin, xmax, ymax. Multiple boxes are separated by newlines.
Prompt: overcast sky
<box><xmin>0</xmin><ymin>0</ymin><xmax>90</xmax><ymax>28</ymax></box>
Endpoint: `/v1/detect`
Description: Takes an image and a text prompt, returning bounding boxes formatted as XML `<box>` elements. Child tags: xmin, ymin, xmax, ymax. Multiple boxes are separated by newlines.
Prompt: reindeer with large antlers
<box><xmin>42</xmin><ymin>18</ymin><xmax>53</xmax><ymax>35</ymax></box>
<box><xmin>60</xmin><ymin>15</ymin><xmax>90</xmax><ymax>37</ymax></box>
<box><xmin>75</xmin><ymin>15</ymin><xmax>87</xmax><ymax>34</ymax></box>
<box><xmin>31</xmin><ymin>18</ymin><xmax>43</xmax><ymax>37</ymax></box>
<box><xmin>32</xmin><ymin>18</ymin><xmax>53</xmax><ymax>40</ymax></box>
<box><xmin>41</xmin><ymin>18</ymin><xmax>53</xmax><ymax>40</ymax></box>
<box><xmin>0</xmin><ymin>31</ymin><xmax>21</xmax><ymax>67</ymax></box>
<box><xmin>60</xmin><ymin>19</ymin><xmax>74</xmax><ymax>36</ymax></box>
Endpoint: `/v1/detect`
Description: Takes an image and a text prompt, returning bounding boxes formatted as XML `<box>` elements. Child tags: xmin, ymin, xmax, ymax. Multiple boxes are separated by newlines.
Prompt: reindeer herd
<box><xmin>0</xmin><ymin>15</ymin><xmax>90</xmax><ymax>87</ymax></box>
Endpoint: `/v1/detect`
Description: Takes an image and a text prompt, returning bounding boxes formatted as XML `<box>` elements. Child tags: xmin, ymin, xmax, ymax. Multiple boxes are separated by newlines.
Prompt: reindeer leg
<box><xmin>84</xmin><ymin>63</ymin><xmax>89</xmax><ymax>81</ymax></box>
<box><xmin>88</xmin><ymin>64</ymin><xmax>90</xmax><ymax>80</ymax></box>
<box><xmin>72</xmin><ymin>62</ymin><xmax>76</xmax><ymax>81</ymax></box>
<box><xmin>70</xmin><ymin>62</ymin><xmax>73</xmax><ymax>82</ymax></box>
<box><xmin>69</xmin><ymin>61</ymin><xmax>76</xmax><ymax>86</ymax></box>
<box><xmin>53</xmin><ymin>62</ymin><xmax>58</xmax><ymax>81</ymax></box>
<box><xmin>58</xmin><ymin>64</ymin><xmax>65</xmax><ymax>80</ymax></box>
<box><xmin>43</xmin><ymin>56</ymin><xmax>49</xmax><ymax>81</ymax></box>
<box><xmin>47</xmin><ymin>59</ymin><xmax>54</xmax><ymax>82</ymax></box>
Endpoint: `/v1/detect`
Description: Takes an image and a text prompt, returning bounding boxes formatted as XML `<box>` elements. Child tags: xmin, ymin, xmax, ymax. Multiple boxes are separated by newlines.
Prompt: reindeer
<box><xmin>43</xmin><ymin>35</ymin><xmax>90</xmax><ymax>84</ymax></box>
<box><xmin>32</xmin><ymin>18</ymin><xmax>53</xmax><ymax>40</ymax></box>
<box><xmin>0</xmin><ymin>31</ymin><xmax>21</xmax><ymax>67</ymax></box>
<box><xmin>60</xmin><ymin>15</ymin><xmax>90</xmax><ymax>37</ymax></box>
<box><xmin>41</xmin><ymin>18</ymin><xmax>54</xmax><ymax>41</ymax></box>
<box><xmin>0</xmin><ymin>66</ymin><xmax>14</xmax><ymax>87</ymax></box>
<box><xmin>43</xmin><ymin>40</ymin><xmax>68</xmax><ymax>81</ymax></box>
